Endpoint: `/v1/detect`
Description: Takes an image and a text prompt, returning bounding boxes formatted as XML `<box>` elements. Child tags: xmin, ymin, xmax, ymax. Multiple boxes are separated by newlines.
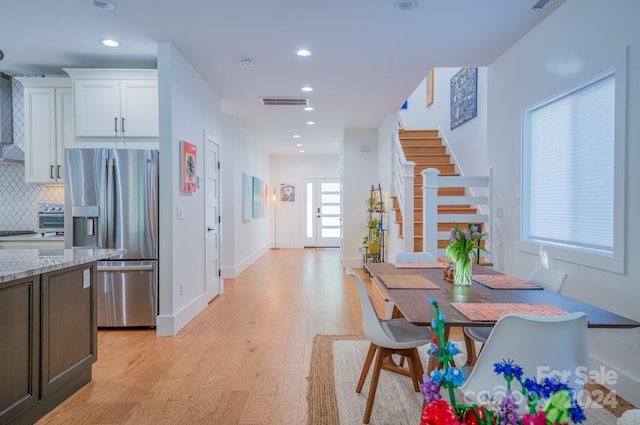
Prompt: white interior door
<box><xmin>303</xmin><ymin>178</ymin><xmax>341</xmax><ymax>248</ymax></box>
<box><xmin>204</xmin><ymin>134</ymin><xmax>221</xmax><ymax>301</ymax></box>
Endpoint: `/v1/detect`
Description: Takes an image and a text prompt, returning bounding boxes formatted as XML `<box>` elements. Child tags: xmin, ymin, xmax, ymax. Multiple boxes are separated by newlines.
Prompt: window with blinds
<box><xmin>522</xmin><ymin>73</ymin><xmax>615</xmax><ymax>255</ymax></box>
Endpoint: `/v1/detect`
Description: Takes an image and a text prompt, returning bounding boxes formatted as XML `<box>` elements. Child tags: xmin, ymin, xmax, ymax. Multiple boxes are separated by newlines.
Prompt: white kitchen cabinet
<box><xmin>17</xmin><ymin>78</ymin><xmax>72</xmax><ymax>184</ymax></box>
<box><xmin>64</xmin><ymin>69</ymin><xmax>158</xmax><ymax>139</ymax></box>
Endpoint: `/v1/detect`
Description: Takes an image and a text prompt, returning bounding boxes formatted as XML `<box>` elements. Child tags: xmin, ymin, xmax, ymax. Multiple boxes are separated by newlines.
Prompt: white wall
<box><xmin>342</xmin><ymin>129</ymin><xmax>379</xmax><ymax>268</ymax></box>
<box><xmin>269</xmin><ymin>154</ymin><xmax>340</xmax><ymax>249</ymax></box>
<box><xmin>223</xmin><ymin>119</ymin><xmax>270</xmax><ymax>278</ymax></box>
<box><xmin>487</xmin><ymin>0</ymin><xmax>640</xmax><ymax>404</ymax></box>
<box><xmin>156</xmin><ymin>42</ymin><xmax>222</xmax><ymax>335</ymax></box>
<box><xmin>156</xmin><ymin>43</ymin><xmax>271</xmax><ymax>334</ymax></box>
<box><xmin>399</xmin><ymin>67</ymin><xmax>489</xmax><ymax>178</ymax></box>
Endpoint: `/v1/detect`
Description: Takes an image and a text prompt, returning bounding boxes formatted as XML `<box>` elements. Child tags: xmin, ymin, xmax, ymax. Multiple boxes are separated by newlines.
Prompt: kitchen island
<box><xmin>0</xmin><ymin>248</ymin><xmax>124</xmax><ymax>425</ymax></box>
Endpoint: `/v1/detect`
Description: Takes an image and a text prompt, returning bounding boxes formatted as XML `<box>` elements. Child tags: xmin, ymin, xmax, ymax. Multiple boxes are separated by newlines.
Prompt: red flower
<box><xmin>421</xmin><ymin>400</ymin><xmax>459</xmax><ymax>425</ymax></box>
<box><xmin>463</xmin><ymin>407</ymin><xmax>489</xmax><ymax>425</ymax></box>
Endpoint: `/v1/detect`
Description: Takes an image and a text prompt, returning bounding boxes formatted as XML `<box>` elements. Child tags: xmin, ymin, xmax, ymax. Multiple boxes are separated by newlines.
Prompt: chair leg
<box><xmin>463</xmin><ymin>332</ymin><xmax>477</xmax><ymax>367</ymax></box>
<box><xmin>357</xmin><ymin>343</ymin><xmax>378</xmax><ymax>393</ymax></box>
<box><xmin>363</xmin><ymin>347</ymin><xmax>390</xmax><ymax>424</ymax></box>
<box><xmin>405</xmin><ymin>348</ymin><xmax>425</xmax><ymax>392</ymax></box>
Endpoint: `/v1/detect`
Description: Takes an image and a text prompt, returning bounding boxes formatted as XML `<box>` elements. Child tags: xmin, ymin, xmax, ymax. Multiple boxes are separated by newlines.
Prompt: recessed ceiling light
<box><xmin>296</xmin><ymin>143</ymin><xmax>302</xmax><ymax>147</ymax></box>
<box><xmin>293</xmin><ymin>134</ymin><xmax>301</xmax><ymax>138</ymax></box>
<box><xmin>240</xmin><ymin>57</ymin><xmax>254</xmax><ymax>67</ymax></box>
<box><xmin>101</xmin><ymin>39</ymin><xmax>119</xmax><ymax>47</ymax></box>
<box><xmin>394</xmin><ymin>0</ymin><xmax>418</xmax><ymax>10</ymax></box>
<box><xmin>306</xmin><ymin>121</ymin><xmax>315</xmax><ymax>125</ymax></box>
<box><xmin>92</xmin><ymin>0</ymin><xmax>117</xmax><ymax>10</ymax></box>
<box><xmin>297</xmin><ymin>49</ymin><xmax>312</xmax><ymax>57</ymax></box>
<box><xmin>301</xmin><ymin>86</ymin><xmax>313</xmax><ymax>92</ymax></box>
<box><xmin>299</xmin><ymin>150</ymin><xmax>305</xmax><ymax>153</ymax></box>
<box><xmin>304</xmin><ymin>106</ymin><xmax>315</xmax><ymax>111</ymax></box>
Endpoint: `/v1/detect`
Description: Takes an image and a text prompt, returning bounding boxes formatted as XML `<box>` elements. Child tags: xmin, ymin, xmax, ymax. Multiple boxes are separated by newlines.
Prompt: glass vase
<box><xmin>453</xmin><ymin>254</ymin><xmax>473</xmax><ymax>286</ymax></box>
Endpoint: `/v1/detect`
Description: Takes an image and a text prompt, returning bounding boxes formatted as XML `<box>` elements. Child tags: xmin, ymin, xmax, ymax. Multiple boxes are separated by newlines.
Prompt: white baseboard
<box><xmin>156</xmin><ymin>292</ymin><xmax>208</xmax><ymax>336</ymax></box>
<box><xmin>589</xmin><ymin>354</ymin><xmax>640</xmax><ymax>408</ymax></box>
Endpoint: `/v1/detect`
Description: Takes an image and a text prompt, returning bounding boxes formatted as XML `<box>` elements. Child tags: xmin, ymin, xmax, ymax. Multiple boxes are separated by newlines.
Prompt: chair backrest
<box><xmin>395</xmin><ymin>251</ymin><xmax>436</xmax><ymax>263</ymax></box>
<box><xmin>345</xmin><ymin>267</ymin><xmax>394</xmax><ymax>347</ymax></box>
<box><xmin>527</xmin><ymin>267</ymin><xmax>567</xmax><ymax>293</ymax></box>
<box><xmin>459</xmin><ymin>312</ymin><xmax>588</xmax><ymax>406</ymax></box>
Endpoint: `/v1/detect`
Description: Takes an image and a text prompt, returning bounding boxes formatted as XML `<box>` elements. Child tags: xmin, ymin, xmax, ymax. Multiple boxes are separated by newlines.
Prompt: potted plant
<box><xmin>367</xmin><ymin>218</ymin><xmax>381</xmax><ymax>254</ymax></box>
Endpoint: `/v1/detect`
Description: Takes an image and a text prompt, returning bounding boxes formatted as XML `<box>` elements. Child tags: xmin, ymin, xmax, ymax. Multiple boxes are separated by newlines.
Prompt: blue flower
<box><xmin>427</xmin><ymin>296</ymin><xmax>437</xmax><ymax>306</ymax></box>
<box><xmin>439</xmin><ymin>311</ymin><xmax>446</xmax><ymax>322</ymax></box>
<box><xmin>570</xmin><ymin>401</ymin><xmax>586</xmax><ymax>423</ymax></box>
<box><xmin>444</xmin><ymin>367</ymin><xmax>466</xmax><ymax>387</ymax></box>
<box><xmin>431</xmin><ymin>319</ymin><xmax>439</xmax><ymax>330</ymax></box>
<box><xmin>445</xmin><ymin>341</ymin><xmax>461</xmax><ymax>356</ymax></box>
<box><xmin>494</xmin><ymin>359</ymin><xmax>524</xmax><ymax>381</ymax></box>
<box><xmin>430</xmin><ymin>369</ymin><xmax>444</xmax><ymax>384</ymax></box>
<box><xmin>427</xmin><ymin>344</ymin><xmax>440</xmax><ymax>358</ymax></box>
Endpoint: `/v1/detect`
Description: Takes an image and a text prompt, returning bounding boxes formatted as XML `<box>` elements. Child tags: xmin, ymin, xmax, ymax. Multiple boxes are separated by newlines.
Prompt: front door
<box><xmin>303</xmin><ymin>178</ymin><xmax>341</xmax><ymax>248</ymax></box>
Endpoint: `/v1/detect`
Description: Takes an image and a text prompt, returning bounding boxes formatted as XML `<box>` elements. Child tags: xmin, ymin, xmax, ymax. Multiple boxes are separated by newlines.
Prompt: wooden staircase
<box><xmin>393</xmin><ymin>129</ymin><xmax>479</xmax><ymax>253</ymax></box>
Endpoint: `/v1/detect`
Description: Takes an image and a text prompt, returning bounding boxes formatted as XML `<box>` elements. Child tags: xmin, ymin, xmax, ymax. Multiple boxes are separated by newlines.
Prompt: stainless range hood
<box><xmin>0</xmin><ymin>72</ymin><xmax>24</xmax><ymax>163</ymax></box>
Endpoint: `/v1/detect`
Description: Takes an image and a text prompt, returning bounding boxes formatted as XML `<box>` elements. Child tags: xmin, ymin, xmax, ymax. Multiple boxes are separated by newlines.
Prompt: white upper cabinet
<box><xmin>17</xmin><ymin>77</ymin><xmax>72</xmax><ymax>184</ymax></box>
<box><xmin>64</xmin><ymin>69</ymin><xmax>158</xmax><ymax>139</ymax></box>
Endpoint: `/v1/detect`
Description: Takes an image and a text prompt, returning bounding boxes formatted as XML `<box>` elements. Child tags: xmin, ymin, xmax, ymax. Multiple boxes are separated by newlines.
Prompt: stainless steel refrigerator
<box><xmin>65</xmin><ymin>148</ymin><xmax>159</xmax><ymax>327</ymax></box>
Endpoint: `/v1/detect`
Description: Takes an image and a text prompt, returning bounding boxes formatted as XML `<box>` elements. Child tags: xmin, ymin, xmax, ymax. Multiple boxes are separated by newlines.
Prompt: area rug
<box><xmin>307</xmin><ymin>334</ymin><xmax>634</xmax><ymax>425</ymax></box>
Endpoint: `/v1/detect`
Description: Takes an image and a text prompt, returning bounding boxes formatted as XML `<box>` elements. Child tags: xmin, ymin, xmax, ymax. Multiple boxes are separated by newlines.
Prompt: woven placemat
<box><xmin>391</xmin><ymin>262</ymin><xmax>445</xmax><ymax>269</ymax></box>
<box><xmin>451</xmin><ymin>302</ymin><xmax>568</xmax><ymax>321</ymax></box>
<box><xmin>378</xmin><ymin>274</ymin><xmax>440</xmax><ymax>289</ymax></box>
<box><xmin>473</xmin><ymin>274</ymin><xmax>542</xmax><ymax>290</ymax></box>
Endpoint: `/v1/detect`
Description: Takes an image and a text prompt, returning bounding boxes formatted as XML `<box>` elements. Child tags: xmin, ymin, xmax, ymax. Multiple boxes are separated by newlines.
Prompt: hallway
<box><xmin>37</xmin><ymin>249</ymin><xmax>367</xmax><ymax>425</ymax></box>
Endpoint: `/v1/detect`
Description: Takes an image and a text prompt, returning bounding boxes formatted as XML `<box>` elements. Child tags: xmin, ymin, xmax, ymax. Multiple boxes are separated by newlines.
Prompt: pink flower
<box><xmin>522</xmin><ymin>410</ymin><xmax>547</xmax><ymax>425</ymax></box>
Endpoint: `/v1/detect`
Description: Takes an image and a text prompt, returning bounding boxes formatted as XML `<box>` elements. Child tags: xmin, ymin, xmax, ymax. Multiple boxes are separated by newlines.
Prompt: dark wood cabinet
<box><xmin>0</xmin><ymin>262</ymin><xmax>97</xmax><ymax>425</ymax></box>
<box><xmin>0</xmin><ymin>277</ymin><xmax>40</xmax><ymax>424</ymax></box>
<box><xmin>41</xmin><ymin>263</ymin><xmax>97</xmax><ymax>397</ymax></box>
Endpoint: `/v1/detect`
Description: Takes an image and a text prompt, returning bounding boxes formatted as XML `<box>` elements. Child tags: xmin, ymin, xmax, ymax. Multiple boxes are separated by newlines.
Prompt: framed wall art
<box><xmin>426</xmin><ymin>68</ymin><xmax>434</xmax><ymax>107</ymax></box>
<box><xmin>280</xmin><ymin>183</ymin><xmax>295</xmax><ymax>201</ymax></box>
<box><xmin>450</xmin><ymin>67</ymin><xmax>477</xmax><ymax>129</ymax></box>
<box><xmin>180</xmin><ymin>140</ymin><xmax>197</xmax><ymax>192</ymax></box>
<box><xmin>242</xmin><ymin>173</ymin><xmax>252</xmax><ymax>221</ymax></box>
<box><xmin>253</xmin><ymin>176</ymin><xmax>262</xmax><ymax>218</ymax></box>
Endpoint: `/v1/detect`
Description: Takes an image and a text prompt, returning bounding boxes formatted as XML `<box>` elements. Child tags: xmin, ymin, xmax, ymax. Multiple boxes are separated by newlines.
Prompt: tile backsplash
<box><xmin>0</xmin><ymin>164</ymin><xmax>64</xmax><ymax>230</ymax></box>
<box><xmin>0</xmin><ymin>77</ymin><xmax>64</xmax><ymax>231</ymax></box>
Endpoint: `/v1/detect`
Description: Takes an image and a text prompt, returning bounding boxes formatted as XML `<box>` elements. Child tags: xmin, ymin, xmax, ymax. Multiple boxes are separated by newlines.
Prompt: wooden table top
<box><xmin>364</xmin><ymin>262</ymin><xmax>640</xmax><ymax>329</ymax></box>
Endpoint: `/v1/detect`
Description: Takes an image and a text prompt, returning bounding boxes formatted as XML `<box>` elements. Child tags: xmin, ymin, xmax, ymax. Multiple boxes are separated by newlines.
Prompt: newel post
<box><xmin>422</xmin><ymin>168</ymin><xmax>440</xmax><ymax>258</ymax></box>
<box><xmin>402</xmin><ymin>161</ymin><xmax>415</xmax><ymax>252</ymax></box>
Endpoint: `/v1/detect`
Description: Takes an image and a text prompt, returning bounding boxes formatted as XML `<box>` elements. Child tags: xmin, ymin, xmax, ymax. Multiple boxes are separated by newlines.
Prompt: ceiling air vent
<box><xmin>261</xmin><ymin>97</ymin><xmax>309</xmax><ymax>106</ymax></box>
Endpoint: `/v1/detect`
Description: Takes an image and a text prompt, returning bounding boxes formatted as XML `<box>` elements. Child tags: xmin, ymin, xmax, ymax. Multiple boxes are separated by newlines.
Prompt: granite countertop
<box><xmin>0</xmin><ymin>233</ymin><xmax>64</xmax><ymax>241</ymax></box>
<box><xmin>0</xmin><ymin>248</ymin><xmax>125</xmax><ymax>284</ymax></box>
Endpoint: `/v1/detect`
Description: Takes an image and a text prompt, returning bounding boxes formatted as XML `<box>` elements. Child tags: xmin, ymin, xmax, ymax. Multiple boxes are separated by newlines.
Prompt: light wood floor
<box><xmin>37</xmin><ymin>248</ymin><xmax>373</xmax><ymax>425</ymax></box>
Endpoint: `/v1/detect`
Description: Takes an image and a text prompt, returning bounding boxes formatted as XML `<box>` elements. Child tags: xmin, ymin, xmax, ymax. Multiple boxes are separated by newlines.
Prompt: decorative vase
<box><xmin>453</xmin><ymin>254</ymin><xmax>473</xmax><ymax>286</ymax></box>
<box><xmin>368</xmin><ymin>241</ymin><xmax>380</xmax><ymax>255</ymax></box>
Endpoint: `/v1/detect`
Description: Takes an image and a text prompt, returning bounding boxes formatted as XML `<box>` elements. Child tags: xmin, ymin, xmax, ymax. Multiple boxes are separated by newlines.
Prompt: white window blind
<box><xmin>524</xmin><ymin>73</ymin><xmax>615</xmax><ymax>254</ymax></box>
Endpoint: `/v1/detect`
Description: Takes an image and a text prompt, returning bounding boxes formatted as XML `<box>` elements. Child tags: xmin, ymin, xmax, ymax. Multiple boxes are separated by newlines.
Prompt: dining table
<box><xmin>364</xmin><ymin>261</ymin><xmax>640</xmax><ymax>373</ymax></box>
<box><xmin>364</xmin><ymin>262</ymin><xmax>640</xmax><ymax>329</ymax></box>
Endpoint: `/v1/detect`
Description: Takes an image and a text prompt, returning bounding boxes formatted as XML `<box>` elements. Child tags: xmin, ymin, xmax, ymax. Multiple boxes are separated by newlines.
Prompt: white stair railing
<box><xmin>391</xmin><ymin>131</ymin><xmax>415</xmax><ymax>252</ymax></box>
<box><xmin>422</xmin><ymin>168</ymin><xmax>492</xmax><ymax>259</ymax></box>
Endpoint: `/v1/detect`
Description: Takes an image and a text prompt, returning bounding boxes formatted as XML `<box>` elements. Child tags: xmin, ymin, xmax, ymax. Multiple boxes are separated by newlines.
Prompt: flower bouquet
<box><xmin>445</xmin><ymin>224</ymin><xmax>487</xmax><ymax>286</ymax></box>
<box><xmin>420</xmin><ymin>297</ymin><xmax>585</xmax><ymax>425</ymax></box>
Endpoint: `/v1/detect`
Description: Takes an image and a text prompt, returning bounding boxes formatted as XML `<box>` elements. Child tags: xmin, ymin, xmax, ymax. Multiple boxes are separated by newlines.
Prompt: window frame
<box><xmin>519</xmin><ymin>67</ymin><xmax>626</xmax><ymax>273</ymax></box>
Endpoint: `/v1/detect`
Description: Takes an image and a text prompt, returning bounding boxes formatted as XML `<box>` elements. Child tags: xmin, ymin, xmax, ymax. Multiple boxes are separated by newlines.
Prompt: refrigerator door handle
<box><xmin>97</xmin><ymin>264</ymin><xmax>154</xmax><ymax>272</ymax></box>
<box><xmin>106</xmin><ymin>157</ymin><xmax>115</xmax><ymax>248</ymax></box>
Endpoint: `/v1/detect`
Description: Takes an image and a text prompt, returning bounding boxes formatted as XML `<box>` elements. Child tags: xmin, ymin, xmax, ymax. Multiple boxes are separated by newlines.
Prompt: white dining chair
<box><xmin>463</xmin><ymin>266</ymin><xmax>568</xmax><ymax>366</ymax></box>
<box><xmin>459</xmin><ymin>312</ymin><xmax>588</xmax><ymax>412</ymax></box>
<box><xmin>395</xmin><ymin>251</ymin><xmax>436</xmax><ymax>263</ymax></box>
<box><xmin>345</xmin><ymin>267</ymin><xmax>432</xmax><ymax>424</ymax></box>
